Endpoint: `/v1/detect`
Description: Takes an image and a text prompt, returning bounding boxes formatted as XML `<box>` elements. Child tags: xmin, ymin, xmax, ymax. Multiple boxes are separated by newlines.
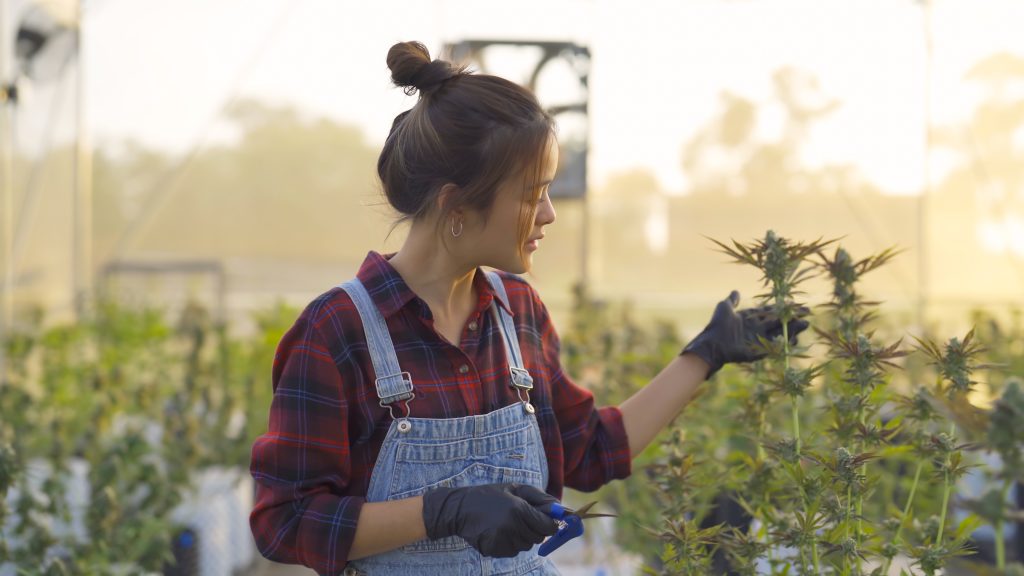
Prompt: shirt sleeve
<box><xmin>531</xmin><ymin>287</ymin><xmax>632</xmax><ymax>492</ymax></box>
<box><xmin>249</xmin><ymin>303</ymin><xmax>363</xmax><ymax>574</ymax></box>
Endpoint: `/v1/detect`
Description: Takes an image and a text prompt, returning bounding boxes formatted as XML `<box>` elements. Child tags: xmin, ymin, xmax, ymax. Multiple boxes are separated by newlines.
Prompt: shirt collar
<box><xmin>355</xmin><ymin>251</ymin><xmax>513</xmax><ymax>319</ymax></box>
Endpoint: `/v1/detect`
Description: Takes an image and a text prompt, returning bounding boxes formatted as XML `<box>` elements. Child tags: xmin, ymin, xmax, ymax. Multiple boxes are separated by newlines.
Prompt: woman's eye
<box><xmin>525</xmin><ymin>185</ymin><xmax>550</xmax><ymax>207</ymax></box>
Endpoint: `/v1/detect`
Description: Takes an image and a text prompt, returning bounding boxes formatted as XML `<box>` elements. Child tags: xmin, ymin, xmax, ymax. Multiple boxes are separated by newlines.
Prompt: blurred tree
<box><xmin>93</xmin><ymin>141</ymin><xmax>171</xmax><ymax>263</ymax></box>
<box><xmin>118</xmin><ymin>99</ymin><xmax>384</xmax><ymax>264</ymax></box>
<box><xmin>926</xmin><ymin>52</ymin><xmax>1024</xmax><ymax>315</ymax></box>
<box><xmin>682</xmin><ymin>68</ymin><xmax>845</xmax><ymax>198</ymax></box>
<box><xmin>591</xmin><ymin>168</ymin><xmax>674</xmax><ymax>289</ymax></box>
<box><xmin>590</xmin><ymin>67</ymin><xmax>919</xmax><ymax>326</ymax></box>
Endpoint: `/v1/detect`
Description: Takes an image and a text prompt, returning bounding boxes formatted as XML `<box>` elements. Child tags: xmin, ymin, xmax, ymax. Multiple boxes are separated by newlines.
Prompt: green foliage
<box><xmin>560</xmin><ymin>282</ymin><xmax>683</xmax><ymax>564</ymax></box>
<box><xmin>988</xmin><ymin>379</ymin><xmax>1024</xmax><ymax>482</ymax></box>
<box><xmin>0</xmin><ymin>298</ymin><xmax>297</xmax><ymax>572</ymax></box>
<box><xmin>634</xmin><ymin>231</ymin><xmax>1023</xmax><ymax>576</ymax></box>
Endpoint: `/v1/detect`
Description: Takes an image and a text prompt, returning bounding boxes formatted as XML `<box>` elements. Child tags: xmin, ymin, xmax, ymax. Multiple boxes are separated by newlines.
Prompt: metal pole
<box><xmin>1</xmin><ymin>0</ymin><xmax>14</xmax><ymax>383</ymax></box>
<box><xmin>71</xmin><ymin>0</ymin><xmax>90</xmax><ymax>318</ymax></box>
<box><xmin>917</xmin><ymin>0</ymin><xmax>933</xmax><ymax>332</ymax></box>
<box><xmin>581</xmin><ymin>174</ymin><xmax>589</xmax><ymax>289</ymax></box>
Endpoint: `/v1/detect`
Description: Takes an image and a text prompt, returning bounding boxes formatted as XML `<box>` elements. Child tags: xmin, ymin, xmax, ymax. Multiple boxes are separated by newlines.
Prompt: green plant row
<box><xmin>0</xmin><ymin>300</ymin><xmax>296</xmax><ymax>574</ymax></box>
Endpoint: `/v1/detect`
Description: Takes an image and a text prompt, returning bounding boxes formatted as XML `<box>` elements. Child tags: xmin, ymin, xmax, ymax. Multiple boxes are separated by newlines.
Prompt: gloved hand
<box><xmin>682</xmin><ymin>290</ymin><xmax>810</xmax><ymax>379</ymax></box>
<box><xmin>422</xmin><ymin>483</ymin><xmax>559</xmax><ymax>558</ymax></box>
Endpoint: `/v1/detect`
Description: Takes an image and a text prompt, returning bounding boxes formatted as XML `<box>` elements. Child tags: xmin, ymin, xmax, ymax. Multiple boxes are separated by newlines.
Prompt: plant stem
<box><xmin>782</xmin><ymin>315</ymin><xmax>806</xmax><ymax>569</ymax></box>
<box><xmin>856</xmin><ymin>406</ymin><xmax>865</xmax><ymax>575</ymax></box>
<box><xmin>791</xmin><ymin>397</ymin><xmax>801</xmax><ymax>455</ymax></box>
<box><xmin>757</xmin><ymin>408</ymin><xmax>766</xmax><ymax>461</ymax></box>
<box><xmin>783</xmin><ymin>320</ymin><xmax>800</xmax><ymax>455</ymax></box>
<box><xmin>936</xmin><ymin>471</ymin><xmax>952</xmax><ymax>547</ymax></box>
<box><xmin>759</xmin><ymin>517</ymin><xmax>775</xmax><ymax>570</ymax></box>
<box><xmin>780</xmin><ymin>311</ymin><xmax>818</xmax><ymax>574</ymax></box>
<box><xmin>898</xmin><ymin>461</ymin><xmax>923</xmax><ymax>542</ymax></box>
<box><xmin>996</xmin><ymin>479</ymin><xmax>1011</xmax><ymax>569</ymax></box>
<box><xmin>934</xmin><ymin>421</ymin><xmax>956</xmax><ymax>547</ymax></box>
<box><xmin>882</xmin><ymin>460</ymin><xmax>924</xmax><ymax>576</ymax></box>
<box><xmin>996</xmin><ymin>521</ymin><xmax>1006</xmax><ymax>570</ymax></box>
<box><xmin>841</xmin><ymin>486</ymin><xmax>852</xmax><ymax>575</ymax></box>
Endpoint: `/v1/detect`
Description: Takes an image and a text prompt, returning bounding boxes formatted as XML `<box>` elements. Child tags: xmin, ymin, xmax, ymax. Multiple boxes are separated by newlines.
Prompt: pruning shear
<box><xmin>538</xmin><ymin>501</ymin><xmax>617</xmax><ymax>557</ymax></box>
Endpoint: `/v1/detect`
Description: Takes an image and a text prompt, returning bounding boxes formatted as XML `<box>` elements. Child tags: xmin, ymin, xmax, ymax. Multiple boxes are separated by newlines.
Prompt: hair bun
<box><xmin>387</xmin><ymin>41</ymin><xmax>460</xmax><ymax>96</ymax></box>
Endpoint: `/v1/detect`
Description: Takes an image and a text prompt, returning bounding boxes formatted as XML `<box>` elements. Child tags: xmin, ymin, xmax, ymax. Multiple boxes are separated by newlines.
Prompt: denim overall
<box><xmin>340</xmin><ymin>271</ymin><xmax>560</xmax><ymax>576</ymax></box>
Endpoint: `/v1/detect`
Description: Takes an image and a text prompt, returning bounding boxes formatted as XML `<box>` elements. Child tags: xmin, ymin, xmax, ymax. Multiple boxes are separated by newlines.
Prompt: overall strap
<box><xmin>483</xmin><ymin>271</ymin><xmax>534</xmax><ymax>393</ymax></box>
<box><xmin>338</xmin><ymin>279</ymin><xmax>414</xmax><ymax>406</ymax></box>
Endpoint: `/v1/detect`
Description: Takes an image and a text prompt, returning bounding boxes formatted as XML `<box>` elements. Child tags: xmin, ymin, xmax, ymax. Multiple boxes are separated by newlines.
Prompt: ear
<box><xmin>436</xmin><ymin>183</ymin><xmax>462</xmax><ymax>217</ymax></box>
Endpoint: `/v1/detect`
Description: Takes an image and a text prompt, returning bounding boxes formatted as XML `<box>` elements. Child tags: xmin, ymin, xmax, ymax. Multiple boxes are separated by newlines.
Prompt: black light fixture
<box><xmin>3</xmin><ymin>0</ymin><xmax>75</xmax><ymax>100</ymax></box>
<box><xmin>14</xmin><ymin>1</ymin><xmax>76</xmax><ymax>87</ymax></box>
<box><xmin>16</xmin><ymin>25</ymin><xmax>48</xmax><ymax>64</ymax></box>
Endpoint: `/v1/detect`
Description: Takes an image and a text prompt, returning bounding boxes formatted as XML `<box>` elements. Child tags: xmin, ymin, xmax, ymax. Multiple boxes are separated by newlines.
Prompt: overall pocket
<box><xmin>387</xmin><ymin>424</ymin><xmax>539</xmax><ymax>497</ymax></box>
<box><xmin>393</xmin><ymin>463</ymin><xmax>544</xmax><ymax>554</ymax></box>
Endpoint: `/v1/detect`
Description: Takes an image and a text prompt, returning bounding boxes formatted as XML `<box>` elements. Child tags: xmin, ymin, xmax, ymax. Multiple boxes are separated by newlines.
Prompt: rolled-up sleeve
<box><xmin>249</xmin><ymin>305</ymin><xmax>363</xmax><ymax>574</ymax></box>
<box><xmin>533</xmin><ymin>292</ymin><xmax>632</xmax><ymax>492</ymax></box>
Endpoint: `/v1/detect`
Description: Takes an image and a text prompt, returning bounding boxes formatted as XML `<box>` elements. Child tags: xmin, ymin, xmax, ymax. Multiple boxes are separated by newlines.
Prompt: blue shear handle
<box><xmin>538</xmin><ymin>511</ymin><xmax>584</xmax><ymax>556</ymax></box>
<box><xmin>547</xmin><ymin>502</ymin><xmax>568</xmax><ymax>520</ymax></box>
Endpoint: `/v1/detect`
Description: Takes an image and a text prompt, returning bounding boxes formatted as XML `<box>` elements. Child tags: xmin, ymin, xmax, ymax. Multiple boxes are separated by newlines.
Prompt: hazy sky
<box><xmin>80</xmin><ymin>0</ymin><xmax>1024</xmax><ymax>195</ymax></box>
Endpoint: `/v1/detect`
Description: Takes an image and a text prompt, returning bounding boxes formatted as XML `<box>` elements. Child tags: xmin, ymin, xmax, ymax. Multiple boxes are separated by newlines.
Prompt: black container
<box><xmin>163</xmin><ymin>527</ymin><xmax>200</xmax><ymax>576</ymax></box>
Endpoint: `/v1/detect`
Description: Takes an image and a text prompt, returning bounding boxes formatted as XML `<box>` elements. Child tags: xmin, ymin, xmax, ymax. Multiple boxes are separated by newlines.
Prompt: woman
<box><xmin>249</xmin><ymin>41</ymin><xmax>808</xmax><ymax>576</ymax></box>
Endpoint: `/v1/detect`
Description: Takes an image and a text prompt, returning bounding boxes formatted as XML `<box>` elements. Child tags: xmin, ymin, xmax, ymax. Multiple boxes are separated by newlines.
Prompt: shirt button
<box><xmin>468</xmin><ymin>320</ymin><xmax>478</xmax><ymax>331</ymax></box>
<box><xmin>458</xmin><ymin>364</ymin><xmax>470</xmax><ymax>374</ymax></box>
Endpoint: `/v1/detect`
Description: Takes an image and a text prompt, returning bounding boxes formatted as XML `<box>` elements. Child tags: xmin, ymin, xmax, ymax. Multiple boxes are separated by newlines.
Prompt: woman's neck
<box><xmin>387</xmin><ymin>225</ymin><xmax>477</xmax><ymax>323</ymax></box>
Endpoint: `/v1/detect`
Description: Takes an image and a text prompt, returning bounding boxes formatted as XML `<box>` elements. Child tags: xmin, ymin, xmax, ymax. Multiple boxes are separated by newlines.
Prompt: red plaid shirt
<box><xmin>249</xmin><ymin>251</ymin><xmax>632</xmax><ymax>573</ymax></box>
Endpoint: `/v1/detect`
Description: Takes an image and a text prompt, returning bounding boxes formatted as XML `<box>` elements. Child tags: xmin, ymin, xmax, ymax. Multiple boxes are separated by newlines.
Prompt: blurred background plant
<box><xmin>0</xmin><ymin>298</ymin><xmax>296</xmax><ymax>574</ymax></box>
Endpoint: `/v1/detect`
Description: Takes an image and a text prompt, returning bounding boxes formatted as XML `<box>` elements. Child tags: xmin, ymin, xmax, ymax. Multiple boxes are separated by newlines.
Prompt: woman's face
<box><xmin>461</xmin><ymin>136</ymin><xmax>559</xmax><ymax>274</ymax></box>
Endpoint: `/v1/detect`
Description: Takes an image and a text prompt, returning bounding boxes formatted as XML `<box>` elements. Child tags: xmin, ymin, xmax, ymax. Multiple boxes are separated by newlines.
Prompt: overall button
<box><xmin>458</xmin><ymin>364</ymin><xmax>470</xmax><ymax>374</ymax></box>
<box><xmin>467</xmin><ymin>320</ymin><xmax>478</xmax><ymax>331</ymax></box>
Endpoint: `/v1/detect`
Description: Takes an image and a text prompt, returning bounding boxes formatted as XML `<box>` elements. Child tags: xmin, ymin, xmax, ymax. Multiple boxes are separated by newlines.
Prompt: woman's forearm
<box><xmin>348</xmin><ymin>496</ymin><xmax>427</xmax><ymax>560</ymax></box>
<box><xmin>618</xmin><ymin>353</ymin><xmax>709</xmax><ymax>458</ymax></box>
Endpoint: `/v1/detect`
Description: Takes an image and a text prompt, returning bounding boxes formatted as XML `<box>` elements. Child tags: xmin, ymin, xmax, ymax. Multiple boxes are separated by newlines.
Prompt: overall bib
<box><xmin>340</xmin><ymin>271</ymin><xmax>561</xmax><ymax>576</ymax></box>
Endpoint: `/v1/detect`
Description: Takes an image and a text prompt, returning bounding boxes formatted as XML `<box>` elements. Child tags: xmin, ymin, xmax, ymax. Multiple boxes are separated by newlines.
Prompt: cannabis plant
<box><xmin>648</xmin><ymin>231</ymin><xmax>1005</xmax><ymax>576</ymax></box>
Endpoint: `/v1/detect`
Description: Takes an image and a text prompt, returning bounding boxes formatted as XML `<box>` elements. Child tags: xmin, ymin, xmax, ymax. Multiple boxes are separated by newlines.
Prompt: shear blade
<box><xmin>568</xmin><ymin>501</ymin><xmax>617</xmax><ymax>520</ymax></box>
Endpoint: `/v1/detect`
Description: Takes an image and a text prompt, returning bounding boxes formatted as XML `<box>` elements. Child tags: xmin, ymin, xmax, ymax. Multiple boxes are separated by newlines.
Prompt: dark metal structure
<box><xmin>444</xmin><ymin>39</ymin><xmax>590</xmax><ymax>201</ymax></box>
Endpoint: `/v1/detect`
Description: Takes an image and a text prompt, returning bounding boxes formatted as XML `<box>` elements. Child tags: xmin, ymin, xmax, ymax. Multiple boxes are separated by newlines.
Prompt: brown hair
<box><xmin>377</xmin><ymin>41</ymin><xmax>556</xmax><ymax>259</ymax></box>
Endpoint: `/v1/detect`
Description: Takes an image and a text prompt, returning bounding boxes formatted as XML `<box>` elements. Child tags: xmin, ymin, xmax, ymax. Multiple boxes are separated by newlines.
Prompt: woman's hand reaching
<box><xmin>681</xmin><ymin>290</ymin><xmax>810</xmax><ymax>379</ymax></box>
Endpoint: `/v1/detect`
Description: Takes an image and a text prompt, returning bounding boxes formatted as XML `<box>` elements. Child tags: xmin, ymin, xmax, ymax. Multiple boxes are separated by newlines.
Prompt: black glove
<box><xmin>421</xmin><ymin>483</ymin><xmax>559</xmax><ymax>558</ymax></box>
<box><xmin>682</xmin><ymin>290</ymin><xmax>810</xmax><ymax>379</ymax></box>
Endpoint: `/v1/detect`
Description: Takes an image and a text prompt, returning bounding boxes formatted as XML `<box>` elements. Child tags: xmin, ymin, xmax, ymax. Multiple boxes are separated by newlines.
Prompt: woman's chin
<box><xmin>503</xmin><ymin>256</ymin><xmax>530</xmax><ymax>274</ymax></box>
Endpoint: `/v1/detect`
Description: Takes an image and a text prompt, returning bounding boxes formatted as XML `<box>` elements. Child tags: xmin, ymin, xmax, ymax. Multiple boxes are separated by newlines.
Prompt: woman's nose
<box><xmin>537</xmin><ymin>195</ymin><xmax>556</xmax><ymax>226</ymax></box>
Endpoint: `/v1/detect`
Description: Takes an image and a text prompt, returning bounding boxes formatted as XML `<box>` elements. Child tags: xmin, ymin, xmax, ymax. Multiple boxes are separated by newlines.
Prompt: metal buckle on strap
<box><xmin>517</xmin><ymin>387</ymin><xmax>535</xmax><ymax>414</ymax></box>
<box><xmin>509</xmin><ymin>367</ymin><xmax>534</xmax><ymax>390</ymax></box>
<box><xmin>379</xmin><ymin>393</ymin><xmax>415</xmax><ymax>418</ymax></box>
<box><xmin>509</xmin><ymin>367</ymin><xmax>535</xmax><ymax>414</ymax></box>
<box><xmin>377</xmin><ymin>371</ymin><xmax>415</xmax><ymax>430</ymax></box>
<box><xmin>375</xmin><ymin>371</ymin><xmax>414</xmax><ymax>402</ymax></box>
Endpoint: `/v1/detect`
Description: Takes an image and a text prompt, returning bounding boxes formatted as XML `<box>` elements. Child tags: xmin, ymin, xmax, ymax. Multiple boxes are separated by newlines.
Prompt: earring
<box><xmin>451</xmin><ymin>217</ymin><xmax>463</xmax><ymax>238</ymax></box>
